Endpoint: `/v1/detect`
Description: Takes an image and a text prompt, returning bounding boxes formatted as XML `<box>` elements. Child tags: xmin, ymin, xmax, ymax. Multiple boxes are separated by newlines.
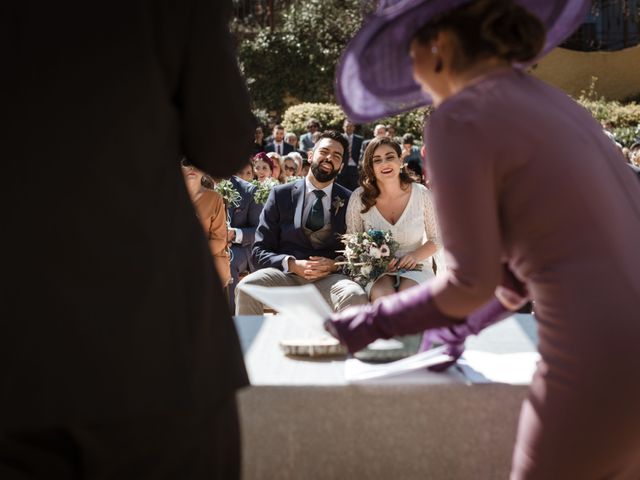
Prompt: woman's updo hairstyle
<box><xmin>413</xmin><ymin>0</ymin><xmax>546</xmax><ymax>70</ymax></box>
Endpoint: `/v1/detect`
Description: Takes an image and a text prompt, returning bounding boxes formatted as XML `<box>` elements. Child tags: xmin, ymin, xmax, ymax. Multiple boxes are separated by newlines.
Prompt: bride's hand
<box><xmin>391</xmin><ymin>254</ymin><xmax>418</xmax><ymax>271</ymax></box>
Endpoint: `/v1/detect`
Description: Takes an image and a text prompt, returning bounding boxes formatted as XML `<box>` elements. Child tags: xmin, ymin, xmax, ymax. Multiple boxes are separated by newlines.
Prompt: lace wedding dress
<box><xmin>345</xmin><ymin>182</ymin><xmax>444</xmax><ymax>294</ymax></box>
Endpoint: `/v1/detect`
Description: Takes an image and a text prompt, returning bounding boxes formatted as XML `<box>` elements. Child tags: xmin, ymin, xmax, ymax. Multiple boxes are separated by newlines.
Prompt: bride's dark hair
<box><xmin>359</xmin><ymin>137</ymin><xmax>414</xmax><ymax>214</ymax></box>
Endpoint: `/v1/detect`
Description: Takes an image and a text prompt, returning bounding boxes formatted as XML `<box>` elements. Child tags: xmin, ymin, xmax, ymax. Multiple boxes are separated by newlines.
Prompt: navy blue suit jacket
<box><xmin>344</xmin><ymin>133</ymin><xmax>363</xmax><ymax>164</ymax></box>
<box><xmin>252</xmin><ymin>179</ymin><xmax>351</xmax><ymax>270</ymax></box>
<box><xmin>228</xmin><ymin>175</ymin><xmax>262</xmax><ymax>247</ymax></box>
<box><xmin>265</xmin><ymin>142</ymin><xmax>293</xmax><ymax>156</ymax></box>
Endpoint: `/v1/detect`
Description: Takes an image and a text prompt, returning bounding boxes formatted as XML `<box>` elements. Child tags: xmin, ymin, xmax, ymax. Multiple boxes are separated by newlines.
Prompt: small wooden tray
<box><xmin>279</xmin><ymin>337</ymin><xmax>347</xmax><ymax>357</ymax></box>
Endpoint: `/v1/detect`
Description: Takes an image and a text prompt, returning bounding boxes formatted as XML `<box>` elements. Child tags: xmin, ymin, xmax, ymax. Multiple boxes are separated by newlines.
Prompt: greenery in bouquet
<box><xmin>338</xmin><ymin>229</ymin><xmax>401</xmax><ymax>287</ymax></box>
<box><xmin>213</xmin><ymin>179</ymin><xmax>241</xmax><ymax>208</ymax></box>
<box><xmin>286</xmin><ymin>175</ymin><xmax>304</xmax><ymax>183</ymax></box>
<box><xmin>252</xmin><ymin>178</ymin><xmax>280</xmax><ymax>205</ymax></box>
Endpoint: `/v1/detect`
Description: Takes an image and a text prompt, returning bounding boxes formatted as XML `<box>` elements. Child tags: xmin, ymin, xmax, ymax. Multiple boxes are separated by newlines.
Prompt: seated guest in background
<box><xmin>227</xmin><ymin>172</ymin><xmax>263</xmax><ymax>313</ymax></box>
<box><xmin>359</xmin><ymin>123</ymin><xmax>387</xmax><ymax>162</ymax></box>
<box><xmin>386</xmin><ymin>124</ymin><xmax>397</xmax><ymax>140</ymax></box>
<box><xmin>236</xmin><ymin>130</ymin><xmax>368</xmax><ymax>315</ymax></box>
<box><xmin>181</xmin><ymin>159</ymin><xmax>231</xmax><ymax>288</ymax></box>
<box><xmin>300</xmin><ymin>158</ymin><xmax>311</xmax><ymax>177</ymax></box>
<box><xmin>299</xmin><ymin>118</ymin><xmax>321</xmax><ymax>152</ymax></box>
<box><xmin>285</xmin><ymin>131</ymin><xmax>308</xmax><ymax>158</ymax></box>
<box><xmin>337</xmin><ymin>118</ymin><xmax>364</xmax><ymax>191</ymax></box>
<box><xmin>253</xmin><ymin>126</ymin><xmax>266</xmax><ymax>154</ymax></box>
<box><xmin>266</xmin><ymin>152</ymin><xmax>286</xmax><ymax>183</ymax></box>
<box><xmin>265</xmin><ymin>125</ymin><xmax>293</xmax><ymax>156</ymax></box>
<box><xmin>237</xmin><ymin>160</ymin><xmax>255</xmax><ymax>182</ymax></box>
<box><xmin>282</xmin><ymin>153</ymin><xmax>302</xmax><ymax>178</ymax></box>
<box><xmin>253</xmin><ymin>152</ymin><xmax>276</xmax><ymax>182</ymax></box>
<box><xmin>401</xmin><ymin>133</ymin><xmax>423</xmax><ymax>164</ymax></box>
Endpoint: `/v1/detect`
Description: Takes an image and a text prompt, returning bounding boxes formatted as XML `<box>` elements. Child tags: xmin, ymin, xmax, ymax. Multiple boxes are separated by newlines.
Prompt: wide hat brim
<box><xmin>336</xmin><ymin>0</ymin><xmax>591</xmax><ymax>123</ymax></box>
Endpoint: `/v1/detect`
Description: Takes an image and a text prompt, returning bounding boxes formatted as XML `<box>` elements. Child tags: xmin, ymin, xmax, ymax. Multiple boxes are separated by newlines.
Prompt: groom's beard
<box><xmin>311</xmin><ymin>160</ymin><xmax>340</xmax><ymax>183</ymax></box>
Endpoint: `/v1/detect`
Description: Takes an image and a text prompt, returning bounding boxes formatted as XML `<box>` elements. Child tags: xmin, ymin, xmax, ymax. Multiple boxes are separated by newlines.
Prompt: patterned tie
<box><xmin>277</xmin><ymin>143</ymin><xmax>281</xmax><ymax>155</ymax></box>
<box><xmin>305</xmin><ymin>190</ymin><xmax>326</xmax><ymax>232</ymax></box>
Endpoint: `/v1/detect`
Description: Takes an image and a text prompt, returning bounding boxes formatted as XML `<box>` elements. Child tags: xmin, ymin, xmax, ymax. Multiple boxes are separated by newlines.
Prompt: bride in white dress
<box><xmin>345</xmin><ymin>136</ymin><xmax>443</xmax><ymax>300</ymax></box>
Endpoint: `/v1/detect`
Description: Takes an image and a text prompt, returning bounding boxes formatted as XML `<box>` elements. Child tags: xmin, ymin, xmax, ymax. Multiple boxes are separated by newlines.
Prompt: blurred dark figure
<box><xmin>2</xmin><ymin>1</ymin><xmax>254</xmax><ymax>479</ymax></box>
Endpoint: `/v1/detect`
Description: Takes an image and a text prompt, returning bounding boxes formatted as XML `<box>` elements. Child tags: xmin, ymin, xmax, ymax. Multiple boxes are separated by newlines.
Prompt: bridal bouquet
<box><xmin>213</xmin><ymin>179</ymin><xmax>241</xmax><ymax>208</ymax></box>
<box><xmin>252</xmin><ymin>178</ymin><xmax>280</xmax><ymax>205</ymax></box>
<box><xmin>337</xmin><ymin>229</ymin><xmax>401</xmax><ymax>287</ymax></box>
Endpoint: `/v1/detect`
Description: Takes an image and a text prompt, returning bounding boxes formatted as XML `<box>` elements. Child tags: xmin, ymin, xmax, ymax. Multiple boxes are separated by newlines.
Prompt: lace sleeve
<box><xmin>420</xmin><ymin>185</ymin><xmax>440</xmax><ymax>247</ymax></box>
<box><xmin>345</xmin><ymin>188</ymin><xmax>365</xmax><ymax>234</ymax></box>
<box><xmin>420</xmin><ymin>185</ymin><xmax>448</xmax><ymax>274</ymax></box>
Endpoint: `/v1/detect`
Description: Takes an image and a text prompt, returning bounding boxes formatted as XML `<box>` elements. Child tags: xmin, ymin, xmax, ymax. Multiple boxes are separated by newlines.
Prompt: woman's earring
<box><xmin>431</xmin><ymin>45</ymin><xmax>443</xmax><ymax>73</ymax></box>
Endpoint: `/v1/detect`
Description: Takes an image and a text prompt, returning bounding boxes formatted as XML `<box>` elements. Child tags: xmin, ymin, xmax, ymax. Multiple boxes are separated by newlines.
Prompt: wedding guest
<box><xmin>237</xmin><ymin>160</ymin><xmax>255</xmax><ymax>182</ymax></box>
<box><xmin>182</xmin><ymin>159</ymin><xmax>231</xmax><ymax>287</ymax></box>
<box><xmin>253</xmin><ymin>152</ymin><xmax>275</xmax><ymax>182</ymax></box>
<box><xmin>253</xmin><ymin>126</ymin><xmax>266</xmax><ymax>154</ymax></box>
<box><xmin>266</xmin><ymin>152</ymin><xmax>286</xmax><ymax>183</ymax></box>
<box><xmin>265</xmin><ymin>125</ymin><xmax>293</xmax><ymax>156</ymax></box>
<box><xmin>299</xmin><ymin>118</ymin><xmax>321</xmax><ymax>152</ymax></box>
<box><xmin>337</xmin><ymin>118</ymin><xmax>364</xmax><ymax>191</ymax></box>
<box><xmin>235</xmin><ymin>130</ymin><xmax>367</xmax><ymax>315</ymax></box>
<box><xmin>329</xmin><ymin>0</ymin><xmax>640</xmax><ymax>478</ymax></box>
<box><xmin>385</xmin><ymin>124</ymin><xmax>397</xmax><ymax>139</ymax></box>
<box><xmin>346</xmin><ymin>137</ymin><xmax>441</xmax><ymax>300</ymax></box>
<box><xmin>282</xmin><ymin>154</ymin><xmax>301</xmax><ymax>178</ymax></box>
<box><xmin>300</xmin><ymin>158</ymin><xmax>311</xmax><ymax>177</ymax></box>
<box><xmin>3</xmin><ymin>0</ymin><xmax>253</xmax><ymax>477</ymax></box>
<box><xmin>359</xmin><ymin>123</ymin><xmax>387</xmax><ymax>162</ymax></box>
<box><xmin>227</xmin><ymin>173</ymin><xmax>263</xmax><ymax>313</ymax></box>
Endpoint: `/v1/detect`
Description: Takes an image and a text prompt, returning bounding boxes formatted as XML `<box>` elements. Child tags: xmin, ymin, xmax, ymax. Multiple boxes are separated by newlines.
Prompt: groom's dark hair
<box><xmin>315</xmin><ymin>130</ymin><xmax>349</xmax><ymax>159</ymax></box>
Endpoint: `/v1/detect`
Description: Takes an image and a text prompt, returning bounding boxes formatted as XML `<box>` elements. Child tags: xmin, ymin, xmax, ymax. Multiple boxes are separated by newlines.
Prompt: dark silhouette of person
<box><xmin>2</xmin><ymin>1</ymin><xmax>254</xmax><ymax>478</ymax></box>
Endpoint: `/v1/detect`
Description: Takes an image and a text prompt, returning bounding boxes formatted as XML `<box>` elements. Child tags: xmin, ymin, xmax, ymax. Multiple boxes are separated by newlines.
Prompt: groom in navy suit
<box><xmin>236</xmin><ymin>130</ymin><xmax>367</xmax><ymax>315</ymax></box>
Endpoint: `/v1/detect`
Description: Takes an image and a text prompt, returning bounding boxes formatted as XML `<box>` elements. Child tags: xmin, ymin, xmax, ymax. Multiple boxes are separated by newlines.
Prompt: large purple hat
<box><xmin>336</xmin><ymin>0</ymin><xmax>590</xmax><ymax>123</ymax></box>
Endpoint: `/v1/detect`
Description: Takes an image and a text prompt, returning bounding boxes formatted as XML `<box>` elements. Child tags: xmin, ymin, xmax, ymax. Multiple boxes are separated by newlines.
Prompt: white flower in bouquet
<box><xmin>369</xmin><ymin>245</ymin><xmax>382</xmax><ymax>259</ymax></box>
<box><xmin>361</xmin><ymin>265</ymin><xmax>372</xmax><ymax>277</ymax></box>
<box><xmin>379</xmin><ymin>244</ymin><xmax>391</xmax><ymax>257</ymax></box>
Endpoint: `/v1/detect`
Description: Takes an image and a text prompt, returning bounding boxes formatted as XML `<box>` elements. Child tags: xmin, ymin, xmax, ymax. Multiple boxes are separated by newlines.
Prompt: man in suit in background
<box><xmin>265</xmin><ymin>125</ymin><xmax>293</xmax><ymax>156</ymax></box>
<box><xmin>336</xmin><ymin>118</ymin><xmax>364</xmax><ymax>191</ymax></box>
<box><xmin>236</xmin><ymin>130</ymin><xmax>367</xmax><ymax>315</ymax></box>
<box><xmin>359</xmin><ymin>123</ymin><xmax>388</xmax><ymax>161</ymax></box>
<box><xmin>299</xmin><ymin>118</ymin><xmax>321</xmax><ymax>152</ymax></box>
<box><xmin>227</xmin><ymin>175</ymin><xmax>263</xmax><ymax>313</ymax></box>
<box><xmin>3</xmin><ymin>1</ymin><xmax>253</xmax><ymax>478</ymax></box>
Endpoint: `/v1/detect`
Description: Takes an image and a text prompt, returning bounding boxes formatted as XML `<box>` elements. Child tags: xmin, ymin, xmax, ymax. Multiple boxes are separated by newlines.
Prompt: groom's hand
<box><xmin>305</xmin><ymin>256</ymin><xmax>337</xmax><ymax>279</ymax></box>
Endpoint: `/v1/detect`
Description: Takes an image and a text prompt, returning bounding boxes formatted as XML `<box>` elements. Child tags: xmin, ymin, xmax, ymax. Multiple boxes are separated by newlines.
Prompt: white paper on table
<box><xmin>237</xmin><ymin>283</ymin><xmax>332</xmax><ymax>337</ymax></box>
<box><xmin>456</xmin><ymin>350</ymin><xmax>540</xmax><ymax>385</ymax></box>
<box><xmin>345</xmin><ymin>345</ymin><xmax>454</xmax><ymax>382</ymax></box>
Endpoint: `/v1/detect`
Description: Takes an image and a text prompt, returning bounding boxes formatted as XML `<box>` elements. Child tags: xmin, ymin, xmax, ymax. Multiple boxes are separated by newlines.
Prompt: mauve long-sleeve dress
<box><xmin>424</xmin><ymin>67</ymin><xmax>640</xmax><ymax>479</ymax></box>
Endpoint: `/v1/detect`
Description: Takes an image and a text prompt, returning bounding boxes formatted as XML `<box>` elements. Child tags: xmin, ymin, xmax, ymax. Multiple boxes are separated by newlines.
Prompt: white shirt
<box><xmin>282</xmin><ymin>177</ymin><xmax>334</xmax><ymax>272</ymax></box>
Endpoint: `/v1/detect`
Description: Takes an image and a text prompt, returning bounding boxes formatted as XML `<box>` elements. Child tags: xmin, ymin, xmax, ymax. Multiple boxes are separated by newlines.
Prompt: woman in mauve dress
<box><xmin>325</xmin><ymin>0</ymin><xmax>640</xmax><ymax>478</ymax></box>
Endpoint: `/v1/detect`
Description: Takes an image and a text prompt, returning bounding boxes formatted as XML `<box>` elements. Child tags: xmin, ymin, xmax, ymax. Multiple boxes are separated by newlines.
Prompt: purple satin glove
<box><xmin>419</xmin><ymin>264</ymin><xmax>530</xmax><ymax>371</ymax></box>
<box><xmin>324</xmin><ymin>283</ymin><xmax>463</xmax><ymax>354</ymax></box>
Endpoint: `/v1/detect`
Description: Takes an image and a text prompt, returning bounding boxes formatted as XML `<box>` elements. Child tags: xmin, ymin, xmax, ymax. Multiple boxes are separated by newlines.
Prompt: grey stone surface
<box><xmin>234</xmin><ymin>314</ymin><xmax>537</xmax><ymax>480</ymax></box>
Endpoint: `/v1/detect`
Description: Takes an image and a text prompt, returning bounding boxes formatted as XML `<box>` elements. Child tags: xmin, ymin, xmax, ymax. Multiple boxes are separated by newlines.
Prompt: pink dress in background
<box><xmin>425</xmin><ymin>67</ymin><xmax>640</xmax><ymax>479</ymax></box>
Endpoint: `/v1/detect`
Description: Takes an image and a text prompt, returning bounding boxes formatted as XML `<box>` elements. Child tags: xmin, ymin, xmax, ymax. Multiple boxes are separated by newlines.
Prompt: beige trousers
<box><xmin>235</xmin><ymin>268</ymin><xmax>368</xmax><ymax>316</ymax></box>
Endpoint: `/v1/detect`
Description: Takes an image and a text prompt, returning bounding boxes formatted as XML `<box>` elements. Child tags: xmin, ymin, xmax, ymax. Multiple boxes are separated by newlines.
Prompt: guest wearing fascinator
<box><xmin>326</xmin><ymin>0</ymin><xmax>640</xmax><ymax>477</ymax></box>
<box><xmin>253</xmin><ymin>152</ymin><xmax>276</xmax><ymax>182</ymax></box>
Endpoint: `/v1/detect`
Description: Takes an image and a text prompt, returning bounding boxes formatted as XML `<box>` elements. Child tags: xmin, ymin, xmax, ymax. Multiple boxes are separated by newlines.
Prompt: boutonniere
<box><xmin>332</xmin><ymin>195</ymin><xmax>345</xmax><ymax>215</ymax></box>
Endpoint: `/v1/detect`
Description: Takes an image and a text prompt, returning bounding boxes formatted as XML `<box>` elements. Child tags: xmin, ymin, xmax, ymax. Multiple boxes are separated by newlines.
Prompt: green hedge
<box><xmin>282</xmin><ymin>103</ymin><xmax>346</xmax><ymax>135</ymax></box>
<box><xmin>282</xmin><ymin>102</ymin><xmax>434</xmax><ymax>140</ymax></box>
